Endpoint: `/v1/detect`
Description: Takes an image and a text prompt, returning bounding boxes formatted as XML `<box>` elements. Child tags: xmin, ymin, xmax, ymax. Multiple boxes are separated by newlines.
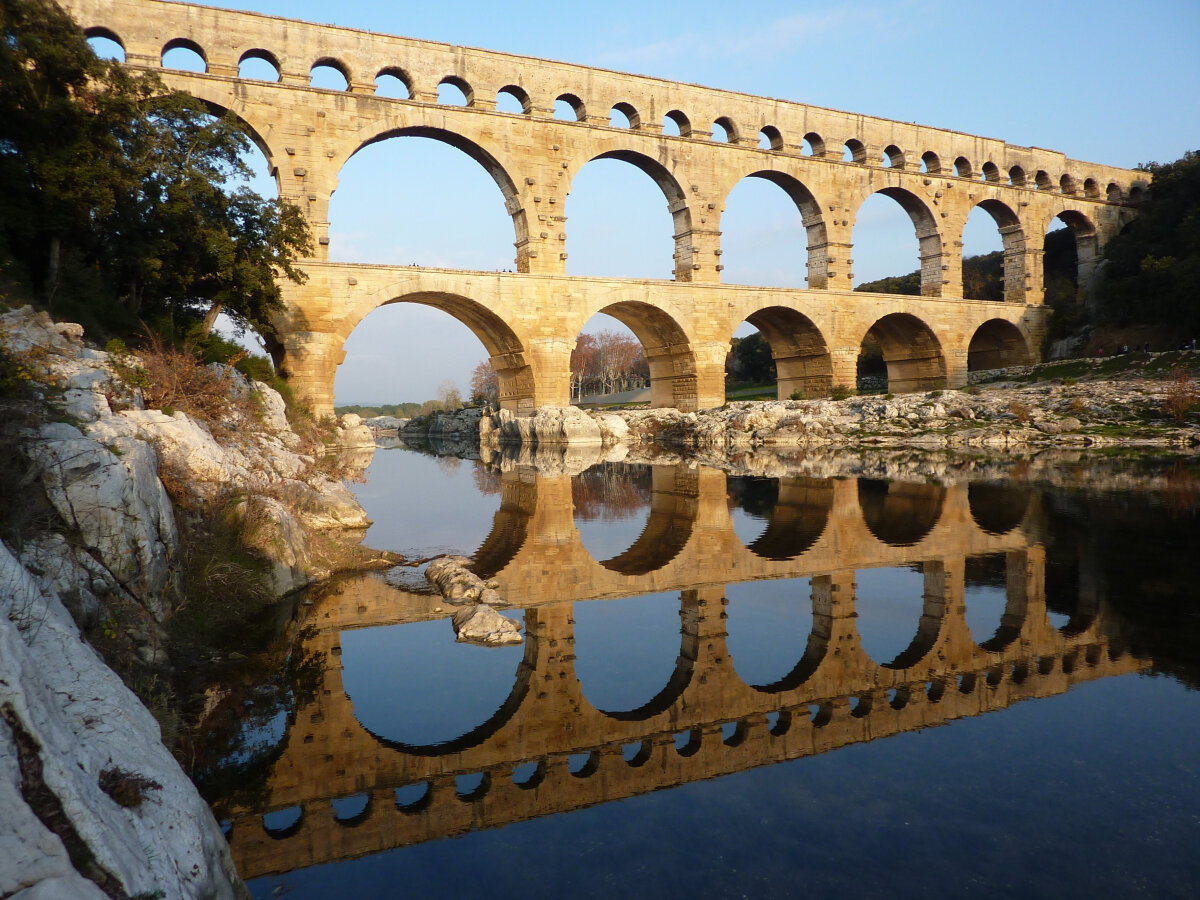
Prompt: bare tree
<box><xmin>469</xmin><ymin>360</ymin><xmax>499</xmax><ymax>405</ymax></box>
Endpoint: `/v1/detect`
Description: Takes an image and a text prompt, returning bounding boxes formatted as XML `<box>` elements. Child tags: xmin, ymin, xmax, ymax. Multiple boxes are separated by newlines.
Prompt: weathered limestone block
<box><xmin>29</xmin><ymin>423</ymin><xmax>176</xmax><ymax>617</ymax></box>
<box><xmin>425</xmin><ymin>556</ymin><xmax>503</xmax><ymax>606</ymax></box>
<box><xmin>451</xmin><ymin>605</ymin><xmax>522</xmax><ymax>646</ymax></box>
<box><xmin>328</xmin><ymin>413</ymin><xmax>376</xmax><ymax>452</ymax></box>
<box><xmin>236</xmin><ymin>496</ymin><xmax>313</xmax><ymax>597</ymax></box>
<box><xmin>278</xmin><ymin>476</ymin><xmax>371</xmax><ymax>531</ymax></box>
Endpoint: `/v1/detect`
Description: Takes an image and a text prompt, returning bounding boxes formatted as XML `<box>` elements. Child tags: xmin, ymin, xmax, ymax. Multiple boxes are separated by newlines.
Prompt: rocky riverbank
<box><xmin>0</xmin><ymin>306</ymin><xmax>381</xmax><ymax>899</ymax></box>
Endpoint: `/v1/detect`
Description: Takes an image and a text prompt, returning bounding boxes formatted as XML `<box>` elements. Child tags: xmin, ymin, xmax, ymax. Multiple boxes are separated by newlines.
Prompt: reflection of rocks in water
<box><xmin>452</xmin><ymin>605</ymin><xmax>522</xmax><ymax>645</ymax></box>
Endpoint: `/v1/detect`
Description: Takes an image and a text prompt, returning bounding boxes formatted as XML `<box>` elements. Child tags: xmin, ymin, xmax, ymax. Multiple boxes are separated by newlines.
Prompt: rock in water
<box><xmin>451</xmin><ymin>605</ymin><xmax>523</xmax><ymax>645</ymax></box>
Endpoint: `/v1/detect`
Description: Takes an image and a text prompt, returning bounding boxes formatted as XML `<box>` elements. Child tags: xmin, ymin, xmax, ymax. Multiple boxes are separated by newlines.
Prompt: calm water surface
<box><xmin>198</xmin><ymin>448</ymin><xmax>1200</xmax><ymax>899</ymax></box>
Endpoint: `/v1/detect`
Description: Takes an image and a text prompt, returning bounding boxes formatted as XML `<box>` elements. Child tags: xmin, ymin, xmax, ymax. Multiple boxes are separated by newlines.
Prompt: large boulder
<box><xmin>451</xmin><ymin>605</ymin><xmax>522</xmax><ymax>646</ymax></box>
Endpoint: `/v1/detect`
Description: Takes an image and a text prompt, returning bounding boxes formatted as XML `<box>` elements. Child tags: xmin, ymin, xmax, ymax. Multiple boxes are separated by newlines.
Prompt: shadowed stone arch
<box><xmin>310</xmin><ymin>56</ymin><xmax>351</xmax><ymax>90</ymax></box>
<box><xmin>739</xmin><ymin>476</ymin><xmax>834</xmax><ymax>561</ymax></box>
<box><xmin>354</xmin><ymin>291</ymin><xmax>534</xmax><ymax>412</ymax></box>
<box><xmin>729</xmin><ymin>171</ymin><xmax>830</xmax><ymax>288</ymax></box>
<box><xmin>161</xmin><ymin>36</ymin><xmax>207</xmax><ymax>70</ymax></box>
<box><xmin>968</xmin><ymin>319</ymin><xmax>1032</xmax><ymax>372</ymax></box>
<box><xmin>597</xmin><ymin>466</ymin><xmax>697</xmax><ymax>575</ymax></box>
<box><xmin>968</xmin><ymin>199</ymin><xmax>1026</xmax><ymax>302</ymax></box>
<box><xmin>593</xmin><ymin>300</ymin><xmax>699</xmax><ymax>410</ymax></box>
<box><xmin>855</xmin><ymin>188</ymin><xmax>943</xmax><ymax>296</ymax></box>
<box><xmin>1047</xmin><ymin>209</ymin><xmax>1100</xmax><ymax>304</ymax></box>
<box><xmin>739</xmin><ymin>305</ymin><xmax>832</xmax><ymax>399</ymax></box>
<box><xmin>496</xmin><ymin>84</ymin><xmax>531</xmax><ymax>114</ymax></box>
<box><xmin>83</xmin><ymin>25</ymin><xmax>124</xmax><ymax>49</ymax></box>
<box><xmin>584</xmin><ymin>149</ymin><xmax>697</xmax><ymax>282</ymax></box>
<box><xmin>858</xmin><ymin>479</ymin><xmax>946</xmax><ymax>546</ymax></box>
<box><xmin>969</xmin><ymin>483</ymin><xmax>1032</xmax><ymax>536</ymax></box>
<box><xmin>859</xmin><ymin>312</ymin><xmax>947</xmax><ymax>393</ymax></box>
<box><xmin>238</xmin><ymin>48</ymin><xmax>281</xmax><ymax>81</ymax></box>
<box><xmin>348</xmin><ymin>126</ymin><xmax>530</xmax><ymax>271</ymax></box>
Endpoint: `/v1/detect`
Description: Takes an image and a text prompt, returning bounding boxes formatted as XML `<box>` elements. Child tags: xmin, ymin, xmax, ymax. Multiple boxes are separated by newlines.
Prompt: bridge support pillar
<box><xmin>526</xmin><ymin>337</ymin><xmax>574</xmax><ymax>410</ymax></box>
<box><xmin>828</xmin><ymin>347</ymin><xmax>860</xmax><ymax>392</ymax></box>
<box><xmin>945</xmin><ymin>347</ymin><xmax>969</xmax><ymax>389</ymax></box>
<box><xmin>278</xmin><ymin>330</ymin><xmax>343</xmax><ymax>418</ymax></box>
<box><xmin>1023</xmin><ymin>247</ymin><xmax>1045</xmax><ymax>306</ymax></box>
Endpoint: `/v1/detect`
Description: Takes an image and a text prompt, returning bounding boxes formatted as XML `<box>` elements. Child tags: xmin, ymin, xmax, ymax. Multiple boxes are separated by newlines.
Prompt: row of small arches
<box><xmin>85</xmin><ymin>28</ymin><xmax>1145</xmax><ymax>204</ymax></box>
<box><xmin>250</xmin><ymin>642</ymin><xmax>1118</xmax><ymax>838</ymax></box>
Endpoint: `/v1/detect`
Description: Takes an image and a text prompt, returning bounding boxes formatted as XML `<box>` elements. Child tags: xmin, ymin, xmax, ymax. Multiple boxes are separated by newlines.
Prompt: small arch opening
<box><xmin>394</xmin><ymin>782</ymin><xmax>432</xmax><ymax>812</ymax></box>
<box><xmin>767</xmin><ymin>710</ymin><xmax>791</xmax><ymax>736</ymax></box>
<box><xmin>712</xmin><ymin>116</ymin><xmax>737</xmax><ymax>143</ymax></box>
<box><xmin>623</xmin><ymin>741</ymin><xmax>652</xmax><ymax>767</ymax></box>
<box><xmin>759</xmin><ymin>126</ymin><xmax>783</xmax><ymax>151</ymax></box>
<box><xmin>802</xmin><ymin>132</ymin><xmax>825</xmax><ymax>156</ymax></box>
<box><xmin>954</xmin><ymin>156</ymin><xmax>973</xmax><ymax>178</ymax></box>
<box><xmin>982</xmin><ymin>161</ymin><xmax>1001</xmax><ymax>183</ymax></box>
<box><xmin>721</xmin><ymin>721</ymin><xmax>748</xmax><ymax>746</ymax></box>
<box><xmin>1035</xmin><ymin>170</ymin><xmax>1053</xmax><ymax>190</ymax></box>
<box><xmin>809</xmin><ymin>703</ymin><xmax>832</xmax><ymax>727</ymax></box>
<box><xmin>262</xmin><ymin>806</ymin><xmax>302</xmax><ymax>839</ymax></box>
<box><xmin>161</xmin><ymin>39</ymin><xmax>206</xmax><ymax>73</ymax></box>
<box><xmin>1008</xmin><ymin>166</ymin><xmax>1027</xmax><ymax>187</ymax></box>
<box><xmin>1083</xmin><ymin>177</ymin><xmax>1100</xmax><ymax>199</ymax></box>
<box><xmin>674</xmin><ymin>728</ymin><xmax>702</xmax><ymax>757</ymax></box>
<box><xmin>496</xmin><ymin>84</ymin><xmax>531</xmax><ymax>115</ymax></box>
<box><xmin>85</xmin><ymin>29</ymin><xmax>125</xmax><ymax>62</ymax></box>
<box><xmin>238</xmin><ymin>50</ymin><xmax>280</xmax><ymax>82</ymax></box>
<box><xmin>1059</xmin><ymin>173</ymin><xmax>1078</xmax><ymax>195</ymax></box>
<box><xmin>555</xmin><ymin>93</ymin><xmax>586</xmax><ymax>121</ymax></box>
<box><xmin>610</xmin><ymin>101</ymin><xmax>640</xmax><ymax>129</ymax></box>
<box><xmin>1106</xmin><ymin>182</ymin><xmax>1124</xmax><ymax>202</ymax></box>
<box><xmin>455</xmin><ymin>772</ymin><xmax>490</xmax><ymax>801</ymax></box>
<box><xmin>331</xmin><ymin>793</ymin><xmax>370</xmax><ymax>826</ymax></box>
<box><xmin>663</xmin><ymin>109</ymin><xmax>691</xmax><ymax>137</ymax></box>
<box><xmin>374</xmin><ymin>67</ymin><xmax>411</xmax><ymax>98</ymax></box>
<box><xmin>844</xmin><ymin>139</ymin><xmax>867</xmax><ymax>163</ymax></box>
<box><xmin>883</xmin><ymin>145</ymin><xmax>905</xmax><ymax>169</ymax></box>
<box><xmin>568</xmin><ymin>751</ymin><xmax>601</xmax><ymax>778</ymax></box>
<box><xmin>920</xmin><ymin>151</ymin><xmax>941</xmax><ymax>174</ymax></box>
<box><xmin>512</xmin><ymin>760</ymin><xmax>546</xmax><ymax>788</ymax></box>
<box><xmin>310</xmin><ymin>60</ymin><xmax>349</xmax><ymax>91</ymax></box>
<box><xmin>438</xmin><ymin>77</ymin><xmax>472</xmax><ymax>106</ymax></box>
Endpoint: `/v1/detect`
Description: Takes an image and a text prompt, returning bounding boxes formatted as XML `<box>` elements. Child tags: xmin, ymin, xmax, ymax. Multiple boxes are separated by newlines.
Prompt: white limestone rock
<box><xmin>451</xmin><ymin>604</ymin><xmax>523</xmax><ymax>646</ymax></box>
<box><xmin>0</xmin><ymin>542</ymin><xmax>246</xmax><ymax>899</ymax></box>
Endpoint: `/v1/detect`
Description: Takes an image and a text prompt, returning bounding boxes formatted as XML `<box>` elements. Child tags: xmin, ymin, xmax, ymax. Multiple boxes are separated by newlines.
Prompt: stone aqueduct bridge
<box><xmin>221</xmin><ymin>469</ymin><xmax>1146</xmax><ymax>877</ymax></box>
<box><xmin>68</xmin><ymin>0</ymin><xmax>1148</xmax><ymax>415</ymax></box>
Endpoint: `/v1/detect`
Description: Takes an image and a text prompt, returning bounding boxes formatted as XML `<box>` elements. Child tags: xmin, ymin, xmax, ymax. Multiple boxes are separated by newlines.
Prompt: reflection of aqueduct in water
<box><xmin>67</xmin><ymin>0</ymin><xmax>1147</xmax><ymax>414</ymax></box>
<box><xmin>224</xmin><ymin>467</ymin><xmax>1146</xmax><ymax>879</ymax></box>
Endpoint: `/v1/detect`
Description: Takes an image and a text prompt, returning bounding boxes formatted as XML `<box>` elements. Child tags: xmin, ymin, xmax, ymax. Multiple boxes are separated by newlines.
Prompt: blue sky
<box><xmin>150</xmin><ymin>0</ymin><xmax>1199</xmax><ymax>404</ymax></box>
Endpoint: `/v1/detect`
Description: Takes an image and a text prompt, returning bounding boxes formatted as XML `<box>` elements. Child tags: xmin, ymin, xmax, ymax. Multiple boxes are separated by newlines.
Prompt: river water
<box><xmin>196</xmin><ymin>447</ymin><xmax>1200</xmax><ymax>898</ymax></box>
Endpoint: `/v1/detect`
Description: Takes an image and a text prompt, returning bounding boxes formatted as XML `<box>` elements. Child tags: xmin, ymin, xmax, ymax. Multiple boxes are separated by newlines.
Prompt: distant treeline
<box><xmin>334</xmin><ymin>403</ymin><xmax>424</xmax><ymax>418</ymax></box>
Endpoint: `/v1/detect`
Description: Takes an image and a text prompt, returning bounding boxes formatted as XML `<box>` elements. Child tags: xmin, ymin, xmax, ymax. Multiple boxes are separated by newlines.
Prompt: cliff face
<box><xmin>0</xmin><ymin>305</ymin><xmax>376</xmax><ymax>898</ymax></box>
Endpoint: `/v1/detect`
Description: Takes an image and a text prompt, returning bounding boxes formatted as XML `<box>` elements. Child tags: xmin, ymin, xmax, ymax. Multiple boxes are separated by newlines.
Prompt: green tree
<box><xmin>1098</xmin><ymin>151</ymin><xmax>1200</xmax><ymax>333</ymax></box>
<box><xmin>0</xmin><ymin>0</ymin><xmax>311</xmax><ymax>339</ymax></box>
<box><xmin>726</xmin><ymin>331</ymin><xmax>775</xmax><ymax>384</ymax></box>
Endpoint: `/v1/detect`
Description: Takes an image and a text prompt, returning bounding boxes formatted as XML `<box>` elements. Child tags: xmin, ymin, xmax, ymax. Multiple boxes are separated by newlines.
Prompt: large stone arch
<box><xmin>1047</xmin><ymin>208</ymin><xmax>1101</xmax><ymax>304</ymax></box>
<box><xmin>340</xmin><ymin>124</ymin><xmax>531</xmax><ymax>271</ymax></box>
<box><xmin>595</xmin><ymin>465</ymin><xmax>697</xmax><ymax>575</ymax></box>
<box><xmin>719</xmin><ymin>170</ymin><xmax>830</xmax><ymax>288</ymax></box>
<box><xmin>587</xmin><ymin>300</ymin><xmax>702</xmax><ymax>410</ymax></box>
<box><xmin>968</xmin><ymin>198</ymin><xmax>1027</xmax><ymax>302</ymax></box>
<box><xmin>343</xmin><ymin>290</ymin><xmax>535</xmax><ymax>412</ymax></box>
<box><xmin>738</xmin><ymin>305</ymin><xmax>833</xmax><ymax>400</ymax></box>
<box><xmin>742</xmin><ymin>476</ymin><xmax>834</xmax><ymax>561</ymax></box>
<box><xmin>858</xmin><ymin>479</ymin><xmax>946</xmax><ymax>547</ymax></box>
<box><xmin>968</xmin><ymin>319</ymin><xmax>1032</xmax><ymax>372</ymax></box>
<box><xmin>853</xmin><ymin>187</ymin><xmax>943</xmax><ymax>296</ymax></box>
<box><xmin>858</xmin><ymin>312</ymin><xmax>947</xmax><ymax>393</ymax></box>
<box><xmin>568</xmin><ymin>148</ymin><xmax>697</xmax><ymax>282</ymax></box>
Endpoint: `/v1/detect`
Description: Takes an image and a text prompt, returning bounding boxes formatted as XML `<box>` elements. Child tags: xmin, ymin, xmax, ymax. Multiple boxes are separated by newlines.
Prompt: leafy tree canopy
<box><xmin>0</xmin><ymin>0</ymin><xmax>311</xmax><ymax>341</ymax></box>
<box><xmin>1098</xmin><ymin>151</ymin><xmax>1200</xmax><ymax>333</ymax></box>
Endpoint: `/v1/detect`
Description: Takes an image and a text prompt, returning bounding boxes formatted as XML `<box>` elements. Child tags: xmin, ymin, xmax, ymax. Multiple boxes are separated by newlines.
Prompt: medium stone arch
<box><xmin>663</xmin><ymin>109</ymin><xmax>691</xmax><ymax>137</ymax></box>
<box><xmin>496</xmin><ymin>84</ymin><xmax>531</xmax><ymax>114</ymax></box>
<box><xmin>858</xmin><ymin>312</ymin><xmax>947</xmax><ymax>392</ymax></box>
<box><xmin>954</xmin><ymin>156</ymin><xmax>973</xmax><ymax>178</ymax></box>
<box><xmin>854</xmin><ymin>188</ymin><xmax>943</xmax><ymax>296</ymax></box>
<box><xmin>883</xmin><ymin>144</ymin><xmax>906</xmax><ymax>169</ymax></box>
<box><xmin>596</xmin><ymin>465</ymin><xmax>697</xmax><ymax>575</ymax></box>
<box><xmin>844</xmin><ymin>138</ymin><xmax>867</xmax><ymax>163</ymax></box>
<box><xmin>83</xmin><ymin>25</ymin><xmax>124</xmax><ymax>49</ymax></box>
<box><xmin>970</xmin><ymin>198</ymin><xmax>1027</xmax><ymax>302</ymax></box>
<box><xmin>858</xmin><ymin>478</ymin><xmax>946</xmax><ymax>546</ymax></box>
<box><xmin>713</xmin><ymin>115</ymin><xmax>739</xmax><ymax>143</ymax></box>
<box><xmin>740</xmin><ymin>305</ymin><xmax>832</xmax><ymax>399</ymax></box>
<box><xmin>759</xmin><ymin>125</ymin><xmax>784</xmax><ymax>151</ymax></box>
<box><xmin>310</xmin><ymin>56</ymin><xmax>351</xmax><ymax>90</ymax></box>
<box><xmin>437</xmin><ymin>75</ymin><xmax>474</xmax><ymax>106</ymax></box>
<box><xmin>610</xmin><ymin>101</ymin><xmax>641</xmax><ymax>129</ymax></box>
<box><xmin>374</xmin><ymin>66</ymin><xmax>412</xmax><ymax>97</ymax></box>
<box><xmin>352</xmin><ymin>290</ymin><xmax>534</xmax><ymax>412</ymax></box>
<box><xmin>582</xmin><ymin>149</ymin><xmax>697</xmax><ymax>283</ymax></box>
<box><xmin>802</xmin><ymin>132</ymin><xmax>825</xmax><ymax>156</ymax></box>
<box><xmin>590</xmin><ymin>299</ymin><xmax>699</xmax><ymax>409</ymax></box>
<box><xmin>348</xmin><ymin>125</ymin><xmax>530</xmax><ymax>271</ymax></box>
<box><xmin>1009</xmin><ymin>165</ymin><xmax>1027</xmax><ymax>187</ymax></box>
<box><xmin>968</xmin><ymin>319</ymin><xmax>1031</xmax><ymax>371</ymax></box>
<box><xmin>728</xmin><ymin>171</ymin><xmax>830</xmax><ymax>288</ymax></box>
<box><xmin>981</xmin><ymin>161</ymin><xmax>1002</xmax><ymax>183</ymax></box>
<box><xmin>921</xmin><ymin>151</ymin><xmax>942</xmax><ymax>174</ymax></box>
<box><xmin>555</xmin><ymin>92</ymin><xmax>587</xmax><ymax>121</ymax></box>
<box><xmin>1047</xmin><ymin>209</ymin><xmax>1099</xmax><ymax>302</ymax></box>
<box><xmin>238</xmin><ymin>48</ymin><xmax>281</xmax><ymax>81</ymax></box>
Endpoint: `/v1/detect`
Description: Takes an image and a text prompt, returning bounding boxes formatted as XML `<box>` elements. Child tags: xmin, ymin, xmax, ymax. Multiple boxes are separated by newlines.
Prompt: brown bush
<box><xmin>1163</xmin><ymin>370</ymin><xmax>1199</xmax><ymax>423</ymax></box>
<box><xmin>1008</xmin><ymin>400</ymin><xmax>1032</xmax><ymax>423</ymax></box>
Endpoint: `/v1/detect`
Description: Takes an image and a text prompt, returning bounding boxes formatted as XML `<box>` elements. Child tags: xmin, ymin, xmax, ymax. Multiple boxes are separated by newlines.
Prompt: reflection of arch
<box><xmin>968</xmin><ymin>320</ymin><xmax>1032</xmax><ymax>372</ymax></box>
<box><xmin>973</xmin><ymin>557</ymin><xmax>1029</xmax><ymax>653</ymax></box>
<box><xmin>876</xmin><ymin>564</ymin><xmax>946</xmax><ymax>670</ymax></box>
<box><xmin>855</xmin><ymin>188</ymin><xmax>942</xmax><ymax>297</ymax></box>
<box><xmin>746</xmin><ymin>477</ymin><xmax>833</xmax><ymax>560</ymax></box>
<box><xmin>969</xmin><ymin>198</ymin><xmax>1026</xmax><ymax>301</ymax></box>
<box><xmin>597</xmin><ymin>591</ymin><xmax>707</xmax><ymax>720</ymax></box>
<box><xmin>470</xmin><ymin>472</ymin><xmax>535</xmax><ymax>578</ymax></box>
<box><xmin>359</xmin><ymin>291</ymin><xmax>533</xmax><ymax>411</ymax></box>
<box><xmin>744</xmin><ymin>585</ymin><xmax>832</xmax><ymax>693</ymax></box>
<box><xmin>860</xmin><ymin>312</ymin><xmax>947</xmax><ymax>393</ymax></box>
<box><xmin>361</xmin><ymin>614</ymin><xmax>541</xmax><ymax>757</ymax></box>
<box><xmin>731</xmin><ymin>172</ymin><xmax>829</xmax><ymax>288</ymax></box>
<box><xmin>593</xmin><ymin>299</ymin><xmax>697</xmax><ymax>410</ymax></box>
<box><xmin>350</xmin><ymin>126</ymin><xmax>529</xmax><ymax>270</ymax></box>
<box><xmin>858</xmin><ymin>479</ymin><xmax>946</xmax><ymax>546</ymax></box>
<box><xmin>599</xmin><ymin>466</ymin><xmax>697</xmax><ymax>575</ymax></box>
